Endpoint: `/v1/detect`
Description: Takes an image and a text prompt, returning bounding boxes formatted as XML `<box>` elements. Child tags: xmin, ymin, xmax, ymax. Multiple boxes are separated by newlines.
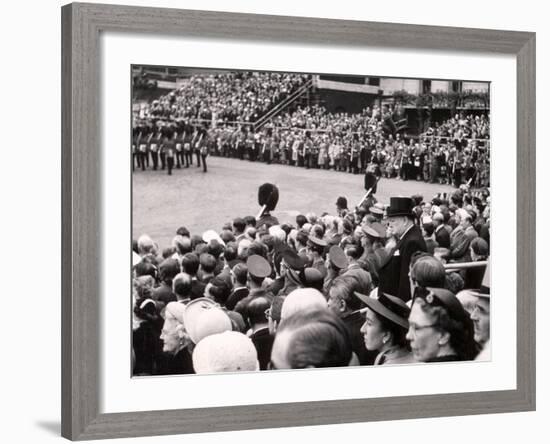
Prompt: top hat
<box><xmin>386</xmin><ymin>197</ymin><xmax>415</xmax><ymax>218</ymax></box>
<box><xmin>471</xmin><ymin>266</ymin><xmax>491</xmax><ymax>298</ymax></box>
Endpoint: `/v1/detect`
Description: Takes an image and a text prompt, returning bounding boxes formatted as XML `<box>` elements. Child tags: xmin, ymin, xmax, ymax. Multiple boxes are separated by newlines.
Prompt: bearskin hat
<box><xmin>258</xmin><ymin>183</ymin><xmax>279</xmax><ymax>212</ymax></box>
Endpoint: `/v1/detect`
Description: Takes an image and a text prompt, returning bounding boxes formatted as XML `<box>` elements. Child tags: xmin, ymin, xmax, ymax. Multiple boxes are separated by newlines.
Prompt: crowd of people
<box><xmin>133</xmin><ymin>101</ymin><xmax>490</xmax><ymax>188</ymax></box>
<box><xmin>144</xmin><ymin>72</ymin><xmax>310</xmax><ymax>123</ymax></box>
<box><xmin>132</xmin><ymin>182</ymin><xmax>491</xmax><ymax>376</ymax></box>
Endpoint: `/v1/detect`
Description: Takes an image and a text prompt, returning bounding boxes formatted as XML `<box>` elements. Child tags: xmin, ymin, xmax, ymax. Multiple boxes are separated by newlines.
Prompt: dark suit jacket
<box><xmin>378</xmin><ymin>224</ymin><xmax>427</xmax><ymax>302</ymax></box>
<box><xmin>190</xmin><ymin>279</ymin><xmax>206</xmax><ymax>300</ymax></box>
<box><xmin>225</xmin><ymin>287</ymin><xmax>249</xmax><ymax>311</ymax></box>
<box><xmin>435</xmin><ymin>225</ymin><xmax>451</xmax><ymax>249</ymax></box>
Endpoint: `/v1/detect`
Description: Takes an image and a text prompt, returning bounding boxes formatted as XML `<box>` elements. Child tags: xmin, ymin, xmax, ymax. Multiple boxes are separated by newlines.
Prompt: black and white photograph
<box><xmin>131</xmin><ymin>65</ymin><xmax>491</xmax><ymax>376</ymax></box>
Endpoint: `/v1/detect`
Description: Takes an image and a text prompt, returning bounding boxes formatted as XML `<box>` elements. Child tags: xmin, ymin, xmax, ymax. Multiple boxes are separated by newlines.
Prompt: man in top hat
<box><xmin>471</xmin><ymin>267</ymin><xmax>490</xmax><ymax>349</ymax></box>
<box><xmin>256</xmin><ymin>183</ymin><xmax>279</xmax><ymax>229</ymax></box>
<box><xmin>306</xmin><ymin>235</ymin><xmax>328</xmax><ymax>279</ymax></box>
<box><xmin>378</xmin><ymin>197</ymin><xmax>427</xmax><ymax>302</ymax></box>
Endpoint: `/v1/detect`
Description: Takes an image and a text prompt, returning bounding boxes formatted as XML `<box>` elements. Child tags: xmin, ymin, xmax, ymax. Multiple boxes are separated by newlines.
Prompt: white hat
<box><xmin>202</xmin><ymin>229</ymin><xmax>225</xmax><ymax>246</ymax></box>
<box><xmin>192</xmin><ymin>331</ymin><xmax>259</xmax><ymax>374</ymax></box>
<box><xmin>183</xmin><ymin>298</ymin><xmax>232</xmax><ymax>344</ymax></box>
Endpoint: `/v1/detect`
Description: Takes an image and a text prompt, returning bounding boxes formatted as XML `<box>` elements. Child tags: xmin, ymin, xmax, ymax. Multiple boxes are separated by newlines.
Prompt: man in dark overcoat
<box><xmin>378</xmin><ymin>197</ymin><xmax>427</xmax><ymax>302</ymax></box>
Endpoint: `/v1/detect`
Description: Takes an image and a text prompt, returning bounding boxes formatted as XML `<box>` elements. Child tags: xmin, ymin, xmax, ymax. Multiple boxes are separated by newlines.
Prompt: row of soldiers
<box><xmin>132</xmin><ymin>125</ymin><xmax>209</xmax><ymax>174</ymax></box>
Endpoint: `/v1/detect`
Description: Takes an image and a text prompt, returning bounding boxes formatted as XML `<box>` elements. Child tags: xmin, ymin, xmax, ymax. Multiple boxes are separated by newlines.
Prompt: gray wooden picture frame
<box><xmin>61</xmin><ymin>2</ymin><xmax>536</xmax><ymax>440</ymax></box>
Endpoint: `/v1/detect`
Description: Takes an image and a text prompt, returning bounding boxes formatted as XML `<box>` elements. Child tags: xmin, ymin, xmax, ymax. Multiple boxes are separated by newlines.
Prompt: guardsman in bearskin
<box><xmin>136</xmin><ymin>129</ymin><xmax>147</xmax><ymax>171</ymax></box>
<box><xmin>256</xmin><ymin>183</ymin><xmax>280</xmax><ymax>229</ymax></box>
<box><xmin>364</xmin><ymin>162</ymin><xmax>380</xmax><ymax>196</ymax></box>
<box><xmin>174</xmin><ymin>130</ymin><xmax>184</xmax><ymax>169</ymax></box>
<box><xmin>132</xmin><ymin>128</ymin><xmax>139</xmax><ymax>171</ymax></box>
<box><xmin>159</xmin><ymin>127</ymin><xmax>168</xmax><ymax>171</ymax></box>
<box><xmin>183</xmin><ymin>123</ymin><xmax>192</xmax><ymax>167</ymax></box>
<box><xmin>149</xmin><ymin>130</ymin><xmax>162</xmax><ymax>170</ymax></box>
<box><xmin>162</xmin><ymin>130</ymin><xmax>176</xmax><ymax>175</ymax></box>
<box><xmin>192</xmin><ymin>126</ymin><xmax>203</xmax><ymax>168</ymax></box>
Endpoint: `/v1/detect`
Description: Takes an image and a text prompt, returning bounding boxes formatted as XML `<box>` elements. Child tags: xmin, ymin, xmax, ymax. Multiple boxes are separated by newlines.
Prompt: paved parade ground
<box><xmin>133</xmin><ymin>157</ymin><xmax>455</xmax><ymax>249</ymax></box>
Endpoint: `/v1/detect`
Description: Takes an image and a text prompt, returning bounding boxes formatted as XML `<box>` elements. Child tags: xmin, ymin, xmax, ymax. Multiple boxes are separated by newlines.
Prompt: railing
<box><xmin>444</xmin><ymin>261</ymin><xmax>487</xmax><ymax>272</ymax></box>
<box><xmin>253</xmin><ymin>79</ymin><xmax>314</xmax><ymax>131</ymax></box>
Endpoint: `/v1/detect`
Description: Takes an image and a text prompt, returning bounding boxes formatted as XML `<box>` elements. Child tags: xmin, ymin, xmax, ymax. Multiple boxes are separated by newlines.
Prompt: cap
<box><xmin>246</xmin><ymin>254</ymin><xmax>272</xmax><ymax>278</ymax></box>
<box><xmin>281</xmin><ymin>248</ymin><xmax>306</xmax><ymax>271</ymax></box>
<box><xmin>368</xmin><ymin>206</ymin><xmax>385</xmax><ymax>217</ymax></box>
<box><xmin>308</xmin><ymin>235</ymin><xmax>327</xmax><ymax>248</ymax></box>
<box><xmin>355</xmin><ymin>292</ymin><xmax>409</xmax><ymax>329</ymax></box>
<box><xmin>299</xmin><ymin>267</ymin><xmax>324</xmax><ymax>292</ymax></box>
<box><xmin>328</xmin><ymin>245</ymin><xmax>348</xmax><ymax>269</ymax></box>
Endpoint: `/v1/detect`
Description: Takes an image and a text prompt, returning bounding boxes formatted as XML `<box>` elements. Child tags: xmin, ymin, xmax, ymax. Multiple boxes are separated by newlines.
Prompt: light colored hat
<box><xmin>202</xmin><ymin>229</ymin><xmax>225</xmax><ymax>246</ymax></box>
<box><xmin>192</xmin><ymin>331</ymin><xmax>259</xmax><ymax>374</ymax></box>
<box><xmin>183</xmin><ymin>298</ymin><xmax>232</xmax><ymax>344</ymax></box>
<box><xmin>165</xmin><ymin>301</ymin><xmax>186</xmax><ymax>324</ymax></box>
<box><xmin>281</xmin><ymin>288</ymin><xmax>327</xmax><ymax>320</ymax></box>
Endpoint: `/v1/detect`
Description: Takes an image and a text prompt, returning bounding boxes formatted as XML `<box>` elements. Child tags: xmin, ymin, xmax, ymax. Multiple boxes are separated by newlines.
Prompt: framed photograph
<box><xmin>62</xmin><ymin>2</ymin><xmax>535</xmax><ymax>440</ymax></box>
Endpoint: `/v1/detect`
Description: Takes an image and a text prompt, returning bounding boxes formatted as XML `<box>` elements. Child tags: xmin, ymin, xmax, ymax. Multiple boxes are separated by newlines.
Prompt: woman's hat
<box><xmin>386</xmin><ymin>197</ymin><xmax>415</xmax><ymax>218</ymax></box>
<box><xmin>355</xmin><ymin>292</ymin><xmax>410</xmax><ymax>329</ymax></box>
<box><xmin>414</xmin><ymin>287</ymin><xmax>468</xmax><ymax>323</ymax></box>
<box><xmin>183</xmin><ymin>298</ymin><xmax>232</xmax><ymax>344</ymax></box>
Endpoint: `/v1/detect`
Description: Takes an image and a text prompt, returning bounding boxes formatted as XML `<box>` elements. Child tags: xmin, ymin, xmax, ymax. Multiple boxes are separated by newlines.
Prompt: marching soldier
<box><xmin>137</xmin><ymin>129</ymin><xmax>147</xmax><ymax>171</ymax></box>
<box><xmin>174</xmin><ymin>130</ymin><xmax>184</xmax><ymax>169</ymax></box>
<box><xmin>132</xmin><ymin>128</ymin><xmax>139</xmax><ymax>171</ymax></box>
<box><xmin>149</xmin><ymin>130</ymin><xmax>162</xmax><ymax>170</ymax></box>
<box><xmin>183</xmin><ymin>123</ymin><xmax>193</xmax><ymax>167</ymax></box>
<box><xmin>162</xmin><ymin>131</ymin><xmax>176</xmax><ymax>175</ymax></box>
<box><xmin>192</xmin><ymin>126</ymin><xmax>203</xmax><ymax>168</ymax></box>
